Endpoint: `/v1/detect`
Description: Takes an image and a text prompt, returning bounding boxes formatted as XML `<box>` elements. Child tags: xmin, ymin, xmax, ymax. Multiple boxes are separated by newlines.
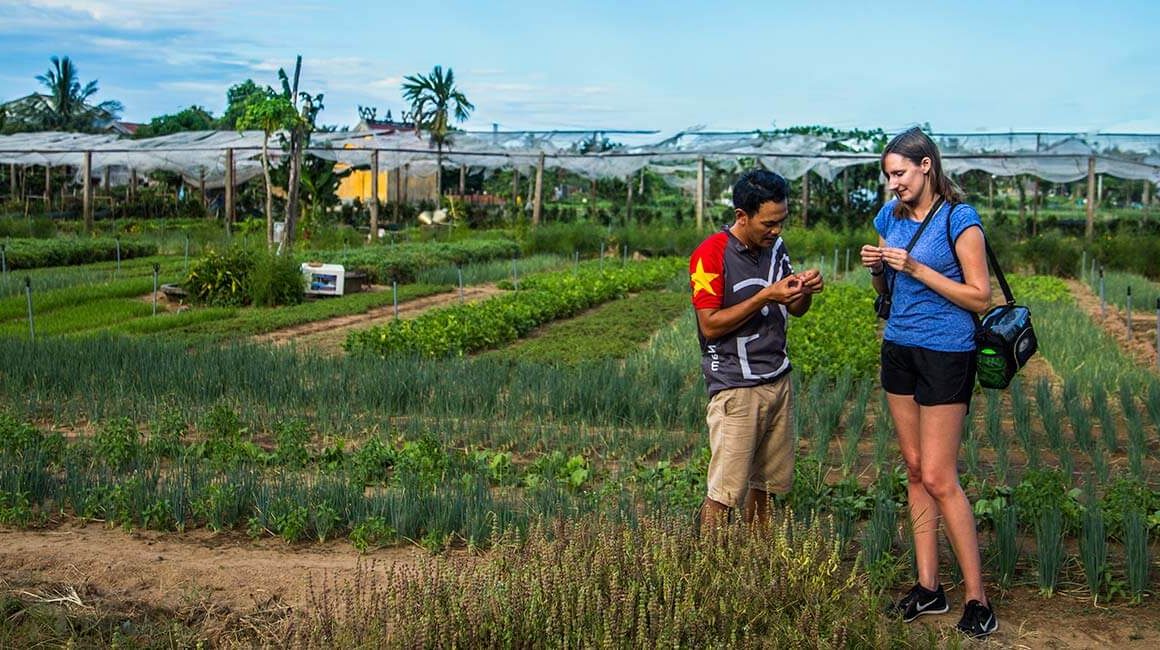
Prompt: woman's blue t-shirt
<box><xmin>874</xmin><ymin>199</ymin><xmax>983</xmax><ymax>352</ymax></box>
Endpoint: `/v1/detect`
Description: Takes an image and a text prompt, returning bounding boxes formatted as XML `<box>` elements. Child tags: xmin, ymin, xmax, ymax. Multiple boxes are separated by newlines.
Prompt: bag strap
<box><xmin>944</xmin><ymin>202</ymin><xmax>1016</xmax><ymax>307</ymax></box>
<box><xmin>886</xmin><ymin>197</ymin><xmax>945</xmax><ymax>295</ymax></box>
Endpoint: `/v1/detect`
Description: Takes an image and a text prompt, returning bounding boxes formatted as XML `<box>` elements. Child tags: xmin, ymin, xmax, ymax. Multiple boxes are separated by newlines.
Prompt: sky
<box><xmin>1</xmin><ymin>0</ymin><xmax>1158</xmax><ymax>135</ymax></box>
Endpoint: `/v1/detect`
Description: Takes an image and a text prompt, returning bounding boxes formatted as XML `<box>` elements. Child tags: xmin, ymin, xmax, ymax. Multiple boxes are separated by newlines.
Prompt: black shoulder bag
<box><xmin>874</xmin><ymin>198</ymin><xmax>945</xmax><ymax>320</ymax></box>
<box><xmin>945</xmin><ymin>205</ymin><xmax>1039</xmax><ymax>389</ymax></box>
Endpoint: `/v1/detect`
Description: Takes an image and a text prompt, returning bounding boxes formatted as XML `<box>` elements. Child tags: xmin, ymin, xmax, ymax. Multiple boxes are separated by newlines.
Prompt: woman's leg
<box><xmin>918</xmin><ymin>403</ymin><xmax>987</xmax><ymax>605</ymax></box>
<box><xmin>888</xmin><ymin>393</ymin><xmax>941</xmax><ymax>590</ymax></box>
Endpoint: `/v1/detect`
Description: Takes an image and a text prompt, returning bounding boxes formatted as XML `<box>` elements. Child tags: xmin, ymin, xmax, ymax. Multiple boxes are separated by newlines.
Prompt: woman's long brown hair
<box><xmin>881</xmin><ymin>127</ymin><xmax>962</xmax><ymax>217</ymax></box>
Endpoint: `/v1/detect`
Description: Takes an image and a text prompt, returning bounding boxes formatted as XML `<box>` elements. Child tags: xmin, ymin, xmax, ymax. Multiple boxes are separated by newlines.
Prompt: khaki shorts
<box><xmin>705</xmin><ymin>377</ymin><xmax>794</xmax><ymax>508</ymax></box>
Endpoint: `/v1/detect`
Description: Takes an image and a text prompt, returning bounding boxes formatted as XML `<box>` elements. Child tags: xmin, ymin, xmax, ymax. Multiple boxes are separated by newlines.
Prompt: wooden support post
<box><xmin>801</xmin><ymin>171</ymin><xmax>810</xmax><ymax>228</ymax></box>
<box><xmin>532</xmin><ymin>153</ymin><xmax>544</xmax><ymax>226</ymax></box>
<box><xmin>1145</xmin><ymin>179</ymin><xmax>1152</xmax><ymax>208</ymax></box>
<box><xmin>625</xmin><ymin>172</ymin><xmax>634</xmax><ymax>224</ymax></box>
<box><xmin>130</xmin><ymin>168</ymin><xmax>138</xmax><ymax>201</ymax></box>
<box><xmin>1096</xmin><ymin>173</ymin><xmax>1104</xmax><ymax>210</ymax></box>
<box><xmin>83</xmin><ymin>151</ymin><xmax>93</xmax><ymax>233</ymax></box>
<box><xmin>638</xmin><ymin>167</ymin><xmax>645</xmax><ymax>195</ymax></box>
<box><xmin>459</xmin><ymin>164</ymin><xmax>466</xmax><ymax>195</ymax></box>
<box><xmin>988</xmin><ymin>175</ymin><xmax>994</xmax><ymax>212</ymax></box>
<box><xmin>224</xmin><ymin>148</ymin><xmax>235</xmax><ymax>225</ymax></box>
<box><xmin>696</xmin><ymin>156</ymin><xmax>705</xmax><ymax>230</ymax></box>
<box><xmin>8</xmin><ymin>163</ymin><xmax>14</xmax><ymax>198</ymax></box>
<box><xmin>1085</xmin><ymin>156</ymin><xmax>1096</xmax><ymax>241</ymax></box>
<box><xmin>102</xmin><ymin>166</ymin><xmax>110</xmax><ymax>191</ymax></box>
<box><xmin>511</xmin><ymin>168</ymin><xmax>519</xmax><ymax>203</ymax></box>
<box><xmin>1031</xmin><ymin>178</ymin><xmax>1040</xmax><ymax>236</ymax></box>
<box><xmin>369</xmin><ymin>150</ymin><xmax>380</xmax><ymax>241</ymax></box>
<box><xmin>44</xmin><ymin>165</ymin><xmax>51</xmax><ymax>212</ymax></box>
<box><xmin>199</xmin><ymin>169</ymin><xmax>207</xmax><ymax>213</ymax></box>
<box><xmin>401</xmin><ymin>163</ymin><xmax>409</xmax><ymax>206</ymax></box>
<box><xmin>393</xmin><ymin>166</ymin><xmax>401</xmax><ymax>223</ymax></box>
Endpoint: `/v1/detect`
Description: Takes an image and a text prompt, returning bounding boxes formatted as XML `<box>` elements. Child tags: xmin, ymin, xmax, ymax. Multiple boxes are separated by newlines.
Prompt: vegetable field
<box><xmin>0</xmin><ymin>239</ymin><xmax>1158</xmax><ymax>648</ymax></box>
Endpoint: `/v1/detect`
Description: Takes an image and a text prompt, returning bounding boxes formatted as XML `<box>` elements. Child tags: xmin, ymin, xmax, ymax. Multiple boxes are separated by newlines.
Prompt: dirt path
<box><xmin>3</xmin><ymin>524</ymin><xmax>1159</xmax><ymax>647</ymax></box>
<box><xmin>1067</xmin><ymin>278</ymin><xmax>1159</xmax><ymax>368</ymax></box>
<box><xmin>0</xmin><ymin>523</ymin><xmax>425</xmax><ymax>638</ymax></box>
<box><xmin>254</xmin><ymin>283</ymin><xmax>503</xmax><ymax>354</ymax></box>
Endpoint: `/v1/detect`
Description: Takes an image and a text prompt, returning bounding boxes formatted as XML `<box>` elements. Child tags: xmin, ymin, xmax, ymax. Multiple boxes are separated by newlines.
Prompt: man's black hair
<box><xmin>732</xmin><ymin>169</ymin><xmax>789</xmax><ymax>216</ymax></box>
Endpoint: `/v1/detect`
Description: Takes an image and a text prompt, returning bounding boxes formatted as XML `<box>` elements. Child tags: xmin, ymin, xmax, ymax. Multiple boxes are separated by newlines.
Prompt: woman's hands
<box><xmin>861</xmin><ymin>245</ymin><xmax>920</xmax><ymax>276</ymax></box>
<box><xmin>860</xmin><ymin>244</ymin><xmax>885</xmax><ymax>274</ymax></box>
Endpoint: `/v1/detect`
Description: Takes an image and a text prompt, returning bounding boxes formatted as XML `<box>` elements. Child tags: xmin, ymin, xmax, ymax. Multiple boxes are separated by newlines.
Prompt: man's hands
<box><xmin>761</xmin><ymin>269</ymin><xmax>824</xmax><ymax>304</ymax></box>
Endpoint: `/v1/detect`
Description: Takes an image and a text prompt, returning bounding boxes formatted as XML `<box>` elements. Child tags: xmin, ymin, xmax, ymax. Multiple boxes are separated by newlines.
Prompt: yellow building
<box><xmin>334</xmin><ymin>119</ymin><xmax>437</xmax><ymax>205</ymax></box>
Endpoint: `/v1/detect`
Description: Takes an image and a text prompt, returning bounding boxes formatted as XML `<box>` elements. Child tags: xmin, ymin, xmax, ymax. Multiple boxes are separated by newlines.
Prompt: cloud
<box><xmin>20</xmin><ymin>0</ymin><xmax>230</xmax><ymax>29</ymax></box>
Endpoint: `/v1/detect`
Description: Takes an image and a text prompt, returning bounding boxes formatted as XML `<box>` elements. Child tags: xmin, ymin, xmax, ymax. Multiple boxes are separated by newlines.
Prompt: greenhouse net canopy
<box><xmin>0</xmin><ymin>128</ymin><xmax>1157</xmax><ymax>188</ymax></box>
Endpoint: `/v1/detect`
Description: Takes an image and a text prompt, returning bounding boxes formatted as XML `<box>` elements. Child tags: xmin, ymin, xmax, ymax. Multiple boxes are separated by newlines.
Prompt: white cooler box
<box><xmin>301</xmin><ymin>263</ymin><xmax>346</xmax><ymax>296</ymax></box>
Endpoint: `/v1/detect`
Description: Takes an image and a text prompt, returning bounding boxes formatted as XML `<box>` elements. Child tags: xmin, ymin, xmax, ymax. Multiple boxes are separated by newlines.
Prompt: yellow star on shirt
<box><xmin>690</xmin><ymin>259</ymin><xmax>719</xmax><ymax>296</ymax></box>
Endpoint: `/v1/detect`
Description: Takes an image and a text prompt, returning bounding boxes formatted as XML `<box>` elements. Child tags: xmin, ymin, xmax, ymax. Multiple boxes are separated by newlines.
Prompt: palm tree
<box><xmin>401</xmin><ymin>65</ymin><xmax>474</xmax><ymax>200</ymax></box>
<box><xmin>34</xmin><ymin>56</ymin><xmax>122</xmax><ymax>131</ymax></box>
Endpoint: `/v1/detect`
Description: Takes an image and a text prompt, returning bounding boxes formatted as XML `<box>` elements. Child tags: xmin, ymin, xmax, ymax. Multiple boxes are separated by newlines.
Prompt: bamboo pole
<box><xmin>696</xmin><ymin>156</ymin><xmax>705</xmax><ymax>230</ymax></box>
<box><xmin>801</xmin><ymin>171</ymin><xmax>810</xmax><ymax>228</ymax></box>
<box><xmin>1031</xmin><ymin>178</ymin><xmax>1040</xmax><ymax>236</ymax></box>
<box><xmin>43</xmin><ymin>165</ymin><xmax>51</xmax><ymax>212</ymax></box>
<box><xmin>369</xmin><ymin>150</ymin><xmax>380</xmax><ymax>241</ymax></box>
<box><xmin>1086</xmin><ymin>156</ymin><xmax>1096</xmax><ymax>241</ymax></box>
<box><xmin>224</xmin><ymin>148</ymin><xmax>235</xmax><ymax>225</ymax></box>
<box><xmin>625</xmin><ymin>172</ymin><xmax>634</xmax><ymax>224</ymax></box>
<box><xmin>7</xmin><ymin>163</ymin><xmax>14</xmax><ymax>198</ymax></box>
<box><xmin>1145</xmin><ymin>180</ymin><xmax>1152</xmax><ymax>208</ymax></box>
<box><xmin>459</xmin><ymin>164</ymin><xmax>466</xmax><ymax>195</ymax></box>
<box><xmin>393</xmin><ymin>165</ymin><xmax>401</xmax><ymax>223</ymax></box>
<box><xmin>401</xmin><ymin>163</ymin><xmax>409</xmax><ymax>206</ymax></box>
<box><xmin>83</xmin><ymin>151</ymin><xmax>93</xmax><ymax>233</ymax></box>
<box><xmin>199</xmin><ymin>169</ymin><xmax>207</xmax><ymax>213</ymax></box>
<box><xmin>532</xmin><ymin>153</ymin><xmax>544</xmax><ymax>226</ymax></box>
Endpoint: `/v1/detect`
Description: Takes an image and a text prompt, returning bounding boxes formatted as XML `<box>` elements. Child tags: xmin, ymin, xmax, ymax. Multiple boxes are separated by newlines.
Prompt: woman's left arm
<box><xmin>882</xmin><ymin>226</ymin><xmax>991</xmax><ymax>314</ymax></box>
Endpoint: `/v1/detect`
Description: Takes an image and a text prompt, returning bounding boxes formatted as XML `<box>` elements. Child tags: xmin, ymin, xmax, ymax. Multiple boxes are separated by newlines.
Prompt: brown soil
<box><xmin>0</xmin><ymin>523</ymin><xmax>426</xmax><ymax>640</ymax></box>
<box><xmin>137</xmin><ymin>291</ymin><xmax>187</xmax><ymax>314</ymax></box>
<box><xmin>253</xmin><ymin>283</ymin><xmax>503</xmax><ymax>354</ymax></box>
<box><xmin>3</xmin><ymin>524</ymin><xmax>1158</xmax><ymax>647</ymax></box>
<box><xmin>1067</xmin><ymin>279</ymin><xmax>1160</xmax><ymax>369</ymax></box>
<box><xmin>911</xmin><ymin>583</ymin><xmax>1160</xmax><ymax>648</ymax></box>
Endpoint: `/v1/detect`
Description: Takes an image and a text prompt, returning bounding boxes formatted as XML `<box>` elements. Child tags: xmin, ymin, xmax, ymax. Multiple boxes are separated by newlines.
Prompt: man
<box><xmin>689</xmin><ymin>169</ymin><xmax>823</xmax><ymax>531</ymax></box>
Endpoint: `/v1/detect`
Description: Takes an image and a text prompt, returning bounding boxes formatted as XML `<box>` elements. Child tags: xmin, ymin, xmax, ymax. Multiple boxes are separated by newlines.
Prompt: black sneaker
<box><xmin>955</xmin><ymin>599</ymin><xmax>998</xmax><ymax>638</ymax></box>
<box><xmin>889</xmin><ymin>582</ymin><xmax>949</xmax><ymax>622</ymax></box>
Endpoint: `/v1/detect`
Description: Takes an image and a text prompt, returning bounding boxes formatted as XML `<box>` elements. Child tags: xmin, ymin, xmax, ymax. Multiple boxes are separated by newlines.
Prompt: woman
<box><xmin>860</xmin><ymin>127</ymin><xmax>997</xmax><ymax>638</ymax></box>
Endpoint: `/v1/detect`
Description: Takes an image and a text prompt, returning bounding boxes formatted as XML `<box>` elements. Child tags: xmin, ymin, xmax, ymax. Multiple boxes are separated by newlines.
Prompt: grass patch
<box><xmin>126</xmin><ymin>283</ymin><xmax>452</xmax><ymax>340</ymax></box>
<box><xmin>290</xmin><ymin>513</ymin><xmax>921</xmax><ymax>648</ymax></box>
<box><xmin>479</xmin><ymin>290</ymin><xmax>689</xmax><ymax>364</ymax></box>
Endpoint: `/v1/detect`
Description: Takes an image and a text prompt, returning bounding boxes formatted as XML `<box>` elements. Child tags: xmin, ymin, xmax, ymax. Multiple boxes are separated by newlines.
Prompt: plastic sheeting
<box><xmin>1</xmin><ymin>129</ymin><xmax>1158</xmax><ymax>188</ymax></box>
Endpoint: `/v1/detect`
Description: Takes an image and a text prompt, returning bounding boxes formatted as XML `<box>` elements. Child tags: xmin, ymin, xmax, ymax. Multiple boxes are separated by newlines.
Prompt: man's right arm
<box><xmin>696</xmin><ymin>277</ymin><xmax>804</xmax><ymax>339</ymax></box>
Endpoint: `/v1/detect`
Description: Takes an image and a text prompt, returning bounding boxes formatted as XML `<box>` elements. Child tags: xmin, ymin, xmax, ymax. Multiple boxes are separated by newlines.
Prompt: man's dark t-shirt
<box><xmin>689</xmin><ymin>226</ymin><xmax>795</xmax><ymax>397</ymax></box>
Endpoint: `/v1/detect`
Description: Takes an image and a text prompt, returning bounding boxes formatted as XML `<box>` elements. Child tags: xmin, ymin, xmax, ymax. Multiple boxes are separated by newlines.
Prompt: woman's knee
<box><xmin>901</xmin><ymin>456</ymin><xmax>923</xmax><ymax>484</ymax></box>
<box><xmin>921</xmin><ymin>474</ymin><xmax>962</xmax><ymax>500</ymax></box>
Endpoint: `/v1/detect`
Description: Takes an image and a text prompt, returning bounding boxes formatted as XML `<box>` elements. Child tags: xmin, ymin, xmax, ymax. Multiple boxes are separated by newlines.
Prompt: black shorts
<box><xmin>881</xmin><ymin>340</ymin><xmax>976</xmax><ymax>407</ymax></box>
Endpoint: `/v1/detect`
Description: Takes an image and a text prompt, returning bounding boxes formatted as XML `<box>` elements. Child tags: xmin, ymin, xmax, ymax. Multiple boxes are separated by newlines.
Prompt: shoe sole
<box><xmin>902</xmin><ymin>603</ymin><xmax>949</xmax><ymax>623</ymax></box>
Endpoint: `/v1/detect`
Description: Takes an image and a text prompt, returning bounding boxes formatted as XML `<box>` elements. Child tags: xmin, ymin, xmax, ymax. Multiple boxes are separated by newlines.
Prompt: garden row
<box><xmin>0</xmin><ymin>236</ymin><xmax>156</xmax><ymax>269</ymax></box>
<box><xmin>344</xmin><ymin>258</ymin><xmax>685</xmax><ymax>357</ymax></box>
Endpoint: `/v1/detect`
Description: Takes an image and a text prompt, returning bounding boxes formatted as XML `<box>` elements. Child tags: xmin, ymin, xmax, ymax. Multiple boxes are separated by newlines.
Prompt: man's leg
<box><xmin>748</xmin><ymin>377</ymin><xmax>793</xmax><ymax>527</ymax></box>
<box><xmin>703</xmin><ymin>388</ymin><xmax>758</xmax><ymax>537</ymax></box>
<box><xmin>743</xmin><ymin>488</ymin><xmax>770</xmax><ymax>525</ymax></box>
<box><xmin>700</xmin><ymin>497</ymin><xmax>732</xmax><ymax>536</ymax></box>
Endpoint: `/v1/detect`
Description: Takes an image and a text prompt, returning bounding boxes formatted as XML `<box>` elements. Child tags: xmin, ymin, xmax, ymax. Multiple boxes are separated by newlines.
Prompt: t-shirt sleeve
<box><xmin>950</xmin><ymin>204</ymin><xmax>984</xmax><ymax>242</ymax></box>
<box><xmin>690</xmin><ymin>235</ymin><xmax>727</xmax><ymax>310</ymax></box>
<box><xmin>873</xmin><ymin>202</ymin><xmax>894</xmax><ymax>240</ymax></box>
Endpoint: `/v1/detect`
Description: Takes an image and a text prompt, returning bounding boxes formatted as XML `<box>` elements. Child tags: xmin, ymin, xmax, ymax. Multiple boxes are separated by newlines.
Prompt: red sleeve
<box><xmin>689</xmin><ymin>233</ymin><xmax>727</xmax><ymax>310</ymax></box>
